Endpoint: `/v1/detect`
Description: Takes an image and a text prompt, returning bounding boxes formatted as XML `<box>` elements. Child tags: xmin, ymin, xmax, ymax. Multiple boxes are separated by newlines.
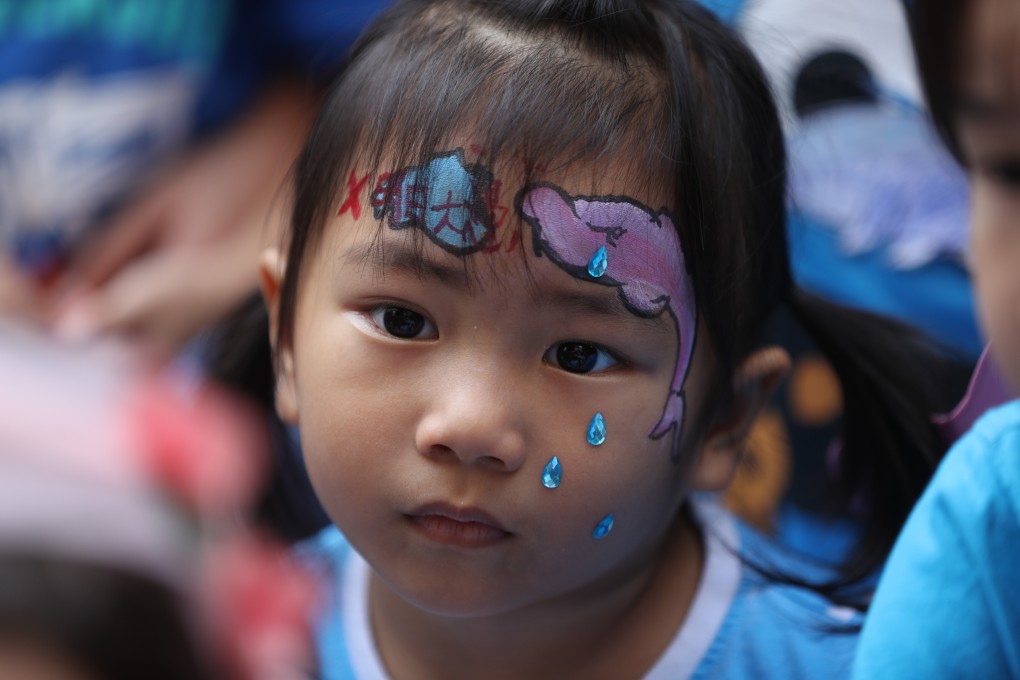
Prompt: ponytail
<box><xmin>785</xmin><ymin>289</ymin><xmax>962</xmax><ymax>598</ymax></box>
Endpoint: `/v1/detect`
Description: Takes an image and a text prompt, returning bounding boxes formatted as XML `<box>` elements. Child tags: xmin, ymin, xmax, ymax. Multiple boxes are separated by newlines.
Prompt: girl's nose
<box><xmin>414</xmin><ymin>369</ymin><xmax>527</xmax><ymax>472</ymax></box>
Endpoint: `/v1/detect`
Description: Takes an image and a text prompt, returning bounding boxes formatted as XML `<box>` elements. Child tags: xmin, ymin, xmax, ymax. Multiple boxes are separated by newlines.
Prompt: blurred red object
<box><xmin>129</xmin><ymin>374</ymin><xmax>267</xmax><ymax>517</ymax></box>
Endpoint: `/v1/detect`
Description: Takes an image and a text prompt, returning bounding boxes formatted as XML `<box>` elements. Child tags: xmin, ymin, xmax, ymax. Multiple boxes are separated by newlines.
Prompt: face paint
<box><xmin>586</xmin><ymin>412</ymin><xmax>606</xmax><ymax>446</ymax></box>
<box><xmin>541</xmin><ymin>456</ymin><xmax>563</xmax><ymax>489</ymax></box>
<box><xmin>372</xmin><ymin>149</ymin><xmax>495</xmax><ymax>254</ymax></box>
<box><xmin>338</xmin><ymin>170</ymin><xmax>372</xmax><ymax>220</ymax></box>
<box><xmin>587</xmin><ymin>245</ymin><xmax>608</xmax><ymax>278</ymax></box>
<box><xmin>592</xmin><ymin>513</ymin><xmax>615</xmax><ymax>539</ymax></box>
<box><xmin>518</xmin><ymin>184</ymin><xmax>697</xmax><ymax>460</ymax></box>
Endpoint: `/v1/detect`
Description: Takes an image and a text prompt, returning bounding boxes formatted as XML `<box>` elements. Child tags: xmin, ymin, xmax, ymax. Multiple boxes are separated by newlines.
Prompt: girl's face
<box><xmin>267</xmin><ymin>150</ymin><xmax>720</xmax><ymax>617</ymax></box>
<box><xmin>957</xmin><ymin>0</ymin><xmax>1020</xmax><ymax>390</ymax></box>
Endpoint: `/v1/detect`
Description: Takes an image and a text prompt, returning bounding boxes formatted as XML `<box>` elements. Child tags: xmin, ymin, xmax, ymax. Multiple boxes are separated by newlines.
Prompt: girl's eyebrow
<box><xmin>342</xmin><ymin>240</ymin><xmax>471</xmax><ymax>287</ymax></box>
<box><xmin>342</xmin><ymin>239</ymin><xmax>669</xmax><ymax>329</ymax></box>
<box><xmin>530</xmin><ymin>288</ymin><xmax>669</xmax><ymax>330</ymax></box>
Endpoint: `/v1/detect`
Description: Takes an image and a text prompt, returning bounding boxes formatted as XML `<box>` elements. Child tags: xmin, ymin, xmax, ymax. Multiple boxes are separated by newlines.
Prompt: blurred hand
<box><xmin>53</xmin><ymin>224</ymin><xmax>274</xmax><ymax>357</ymax></box>
<box><xmin>0</xmin><ymin>254</ymin><xmax>44</xmax><ymax>323</ymax></box>
<box><xmin>51</xmin><ymin>83</ymin><xmax>316</xmax><ymax>359</ymax></box>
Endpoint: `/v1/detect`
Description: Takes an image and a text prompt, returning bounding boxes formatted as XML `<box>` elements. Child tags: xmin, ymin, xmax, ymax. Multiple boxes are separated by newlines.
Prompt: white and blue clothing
<box><xmin>298</xmin><ymin>501</ymin><xmax>861</xmax><ymax>680</ymax></box>
<box><xmin>853</xmin><ymin>400</ymin><xmax>1020</xmax><ymax>679</ymax></box>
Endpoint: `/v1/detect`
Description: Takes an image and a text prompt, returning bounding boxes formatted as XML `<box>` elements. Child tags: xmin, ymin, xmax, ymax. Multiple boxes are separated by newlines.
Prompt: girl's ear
<box><xmin>258</xmin><ymin>247</ymin><xmax>299</xmax><ymax>425</ymax></box>
<box><xmin>691</xmin><ymin>347</ymin><xmax>791</xmax><ymax>492</ymax></box>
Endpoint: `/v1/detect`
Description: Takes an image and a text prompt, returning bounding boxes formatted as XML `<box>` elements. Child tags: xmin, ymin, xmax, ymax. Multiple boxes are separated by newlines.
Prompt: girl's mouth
<box><xmin>406</xmin><ymin>503</ymin><xmax>512</xmax><ymax>548</ymax></box>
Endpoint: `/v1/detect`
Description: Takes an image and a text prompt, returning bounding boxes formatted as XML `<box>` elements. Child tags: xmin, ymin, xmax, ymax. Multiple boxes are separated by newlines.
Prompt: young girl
<box><xmin>853</xmin><ymin>1</ymin><xmax>1020</xmax><ymax>677</ymax></box>
<box><xmin>258</xmin><ymin>1</ymin><xmax>949</xmax><ymax>677</ymax></box>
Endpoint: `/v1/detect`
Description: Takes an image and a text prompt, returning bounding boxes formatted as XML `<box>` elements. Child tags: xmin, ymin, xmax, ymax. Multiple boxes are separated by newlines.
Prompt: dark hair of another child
<box><xmin>0</xmin><ymin>555</ymin><xmax>217</xmax><ymax>680</ymax></box>
<box><xmin>905</xmin><ymin>0</ymin><xmax>967</xmax><ymax>161</ymax></box>
<box><xmin>230</xmin><ymin>0</ymin><xmax>953</xmax><ymax>608</ymax></box>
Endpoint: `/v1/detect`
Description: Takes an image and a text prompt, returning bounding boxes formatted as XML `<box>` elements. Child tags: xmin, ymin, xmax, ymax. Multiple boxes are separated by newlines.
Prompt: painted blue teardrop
<box><xmin>586</xmin><ymin>412</ymin><xmax>606</xmax><ymax>446</ymax></box>
<box><xmin>592</xmin><ymin>513</ymin><xmax>615</xmax><ymax>539</ymax></box>
<box><xmin>587</xmin><ymin>245</ymin><xmax>608</xmax><ymax>278</ymax></box>
<box><xmin>542</xmin><ymin>456</ymin><xmax>562</xmax><ymax>489</ymax></box>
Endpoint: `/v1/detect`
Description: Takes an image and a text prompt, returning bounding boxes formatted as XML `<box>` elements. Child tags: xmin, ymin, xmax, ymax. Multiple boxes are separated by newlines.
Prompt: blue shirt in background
<box><xmin>853</xmin><ymin>400</ymin><xmax>1020</xmax><ymax>679</ymax></box>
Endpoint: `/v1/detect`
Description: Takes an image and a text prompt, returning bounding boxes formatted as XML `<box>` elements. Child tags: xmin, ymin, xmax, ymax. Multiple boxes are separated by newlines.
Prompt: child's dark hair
<box><xmin>268</xmin><ymin>0</ymin><xmax>950</xmax><ymax>604</ymax></box>
<box><xmin>0</xmin><ymin>555</ymin><xmax>216</xmax><ymax>680</ymax></box>
<box><xmin>905</xmin><ymin>0</ymin><xmax>967</xmax><ymax>161</ymax></box>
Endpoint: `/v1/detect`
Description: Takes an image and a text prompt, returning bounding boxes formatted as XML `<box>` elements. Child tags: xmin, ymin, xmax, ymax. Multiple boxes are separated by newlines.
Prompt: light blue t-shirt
<box><xmin>298</xmin><ymin>501</ymin><xmax>861</xmax><ymax>680</ymax></box>
<box><xmin>853</xmin><ymin>400</ymin><xmax>1020</xmax><ymax>679</ymax></box>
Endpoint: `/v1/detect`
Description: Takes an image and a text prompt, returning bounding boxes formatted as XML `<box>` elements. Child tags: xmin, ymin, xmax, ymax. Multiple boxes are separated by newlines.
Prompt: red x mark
<box><xmin>338</xmin><ymin>170</ymin><xmax>372</xmax><ymax>219</ymax></box>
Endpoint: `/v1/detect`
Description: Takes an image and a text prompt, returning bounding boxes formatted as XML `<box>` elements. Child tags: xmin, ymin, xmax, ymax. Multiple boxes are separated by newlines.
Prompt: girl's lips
<box><xmin>407</xmin><ymin>503</ymin><xmax>512</xmax><ymax>548</ymax></box>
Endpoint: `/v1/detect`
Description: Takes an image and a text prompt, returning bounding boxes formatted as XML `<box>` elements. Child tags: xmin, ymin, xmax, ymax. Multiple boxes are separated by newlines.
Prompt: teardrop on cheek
<box><xmin>586</xmin><ymin>412</ymin><xmax>606</xmax><ymax>446</ymax></box>
<box><xmin>592</xmin><ymin>513</ymin><xmax>615</xmax><ymax>539</ymax></box>
<box><xmin>587</xmin><ymin>245</ymin><xmax>608</xmax><ymax>278</ymax></box>
<box><xmin>541</xmin><ymin>456</ymin><xmax>562</xmax><ymax>489</ymax></box>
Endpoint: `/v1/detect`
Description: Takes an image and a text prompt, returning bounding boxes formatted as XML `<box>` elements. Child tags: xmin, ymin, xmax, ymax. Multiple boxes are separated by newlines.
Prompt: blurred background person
<box><xmin>853</xmin><ymin>0</ymin><xmax>1020</xmax><ymax>675</ymax></box>
<box><xmin>0</xmin><ymin>0</ymin><xmax>389</xmax><ymax>358</ymax></box>
<box><xmin>0</xmin><ymin>321</ymin><xmax>317</xmax><ymax>680</ymax></box>
<box><xmin>689</xmin><ymin>0</ymin><xmax>980</xmax><ymax>558</ymax></box>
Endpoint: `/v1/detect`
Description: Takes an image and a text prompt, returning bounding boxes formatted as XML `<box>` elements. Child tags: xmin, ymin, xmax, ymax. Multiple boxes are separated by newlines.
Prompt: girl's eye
<box><xmin>973</xmin><ymin>155</ymin><xmax>1020</xmax><ymax>190</ymax></box>
<box><xmin>545</xmin><ymin>341</ymin><xmax>619</xmax><ymax>374</ymax></box>
<box><xmin>989</xmin><ymin>161</ymin><xmax>1020</xmax><ymax>188</ymax></box>
<box><xmin>369</xmin><ymin>306</ymin><xmax>437</xmax><ymax>340</ymax></box>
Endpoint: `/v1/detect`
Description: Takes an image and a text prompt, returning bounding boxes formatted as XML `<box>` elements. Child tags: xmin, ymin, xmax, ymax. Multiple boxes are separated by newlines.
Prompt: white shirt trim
<box><xmin>344</xmin><ymin>550</ymin><xmax>390</xmax><ymax>680</ymax></box>
<box><xmin>644</xmin><ymin>498</ymin><xmax>742</xmax><ymax>679</ymax></box>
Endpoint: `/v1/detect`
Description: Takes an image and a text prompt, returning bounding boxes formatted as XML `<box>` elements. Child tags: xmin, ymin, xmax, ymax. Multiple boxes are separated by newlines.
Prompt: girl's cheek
<box><xmin>968</xmin><ymin>180</ymin><xmax>1020</xmax><ymax>388</ymax></box>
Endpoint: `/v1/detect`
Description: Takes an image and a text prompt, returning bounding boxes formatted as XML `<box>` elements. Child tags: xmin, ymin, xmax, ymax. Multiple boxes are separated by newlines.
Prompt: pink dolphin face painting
<box><xmin>518</xmin><ymin>184</ymin><xmax>697</xmax><ymax>460</ymax></box>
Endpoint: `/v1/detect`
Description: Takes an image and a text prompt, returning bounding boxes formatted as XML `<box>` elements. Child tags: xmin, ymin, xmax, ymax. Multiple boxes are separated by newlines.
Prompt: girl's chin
<box><xmin>400</xmin><ymin>587</ymin><xmax>522</xmax><ymax>619</ymax></box>
<box><xmin>377</xmin><ymin>570</ymin><xmax>536</xmax><ymax>620</ymax></box>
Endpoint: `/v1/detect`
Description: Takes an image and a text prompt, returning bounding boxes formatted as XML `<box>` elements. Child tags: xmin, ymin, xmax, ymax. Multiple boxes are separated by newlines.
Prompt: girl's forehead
<box><xmin>346</xmin><ymin>146</ymin><xmax>678</xmax><ymax>265</ymax></box>
<box><xmin>365</xmin><ymin>144</ymin><xmax>673</xmax><ymax>202</ymax></box>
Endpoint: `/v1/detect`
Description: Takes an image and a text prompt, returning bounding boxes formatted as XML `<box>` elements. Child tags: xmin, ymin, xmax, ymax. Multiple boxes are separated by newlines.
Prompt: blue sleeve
<box><xmin>692</xmin><ymin>512</ymin><xmax>863</xmax><ymax>680</ymax></box>
<box><xmin>853</xmin><ymin>402</ymin><xmax>1020</xmax><ymax>679</ymax></box>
